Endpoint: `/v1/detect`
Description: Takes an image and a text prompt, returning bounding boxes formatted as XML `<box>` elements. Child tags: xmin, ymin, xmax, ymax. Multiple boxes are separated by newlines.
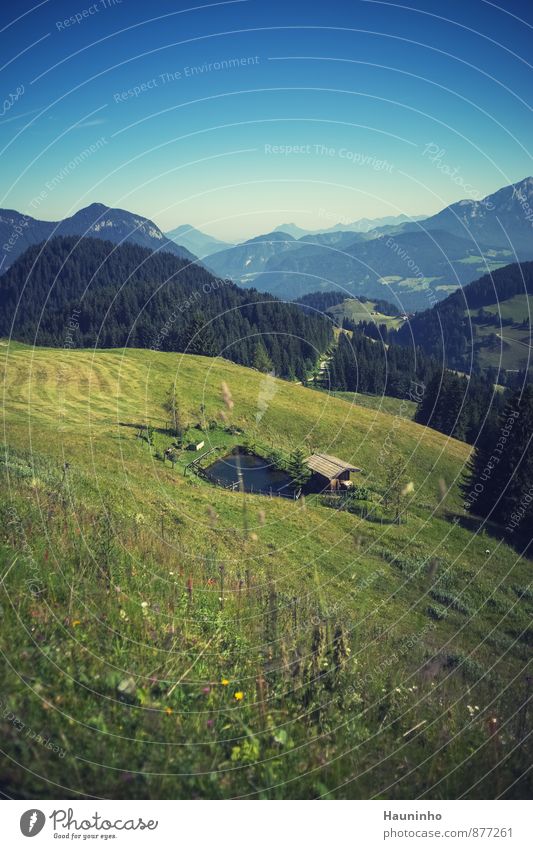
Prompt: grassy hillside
<box><xmin>0</xmin><ymin>341</ymin><xmax>531</xmax><ymax>799</ymax></box>
<box><xmin>326</xmin><ymin>298</ymin><xmax>406</xmax><ymax>332</ymax></box>
<box><xmin>395</xmin><ymin>262</ymin><xmax>533</xmax><ymax>376</ymax></box>
<box><xmin>332</xmin><ymin>390</ymin><xmax>418</xmax><ymax>419</ymax></box>
<box><xmin>468</xmin><ymin>294</ymin><xmax>533</xmax><ymax>371</ymax></box>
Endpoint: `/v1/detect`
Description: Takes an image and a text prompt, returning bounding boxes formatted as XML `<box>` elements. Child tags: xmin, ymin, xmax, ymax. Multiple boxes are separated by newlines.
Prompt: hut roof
<box><xmin>305</xmin><ymin>453</ymin><xmax>361</xmax><ymax>479</ymax></box>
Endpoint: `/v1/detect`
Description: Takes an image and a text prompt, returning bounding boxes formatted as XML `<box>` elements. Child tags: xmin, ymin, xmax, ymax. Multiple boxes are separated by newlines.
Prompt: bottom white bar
<box><xmin>3</xmin><ymin>799</ymin><xmax>531</xmax><ymax>848</ymax></box>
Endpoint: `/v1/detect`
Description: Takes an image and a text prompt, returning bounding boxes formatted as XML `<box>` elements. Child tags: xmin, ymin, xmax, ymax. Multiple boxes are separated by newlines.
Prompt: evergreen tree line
<box><xmin>326</xmin><ymin>330</ymin><xmax>437</xmax><ymax>400</ymax></box>
<box><xmin>0</xmin><ymin>237</ymin><xmax>333</xmax><ymax>380</ymax></box>
<box><xmin>326</xmin><ymin>331</ymin><xmax>504</xmax><ymax>444</ymax></box>
<box><xmin>414</xmin><ymin>371</ymin><xmax>506</xmax><ymax>444</ymax></box>
<box><xmin>463</xmin><ymin>385</ymin><xmax>533</xmax><ymax>536</ymax></box>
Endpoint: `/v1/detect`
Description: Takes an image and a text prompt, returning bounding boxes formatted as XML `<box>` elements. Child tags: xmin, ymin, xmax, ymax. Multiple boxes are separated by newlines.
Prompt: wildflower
<box><xmin>140</xmin><ymin>601</ymin><xmax>148</xmax><ymax>608</ymax></box>
<box><xmin>221</xmin><ymin>678</ymin><xmax>229</xmax><ymax>686</ymax></box>
<box><xmin>234</xmin><ymin>691</ymin><xmax>244</xmax><ymax>701</ymax></box>
<box><xmin>72</xmin><ymin>620</ymin><xmax>81</xmax><ymax>627</ymax></box>
<box><xmin>207</xmin><ymin>718</ymin><xmax>214</xmax><ymax>728</ymax></box>
<box><xmin>202</xmin><ymin>686</ymin><xmax>211</xmax><ymax>695</ymax></box>
<box><xmin>165</xmin><ymin>707</ymin><xmax>173</xmax><ymax>716</ymax></box>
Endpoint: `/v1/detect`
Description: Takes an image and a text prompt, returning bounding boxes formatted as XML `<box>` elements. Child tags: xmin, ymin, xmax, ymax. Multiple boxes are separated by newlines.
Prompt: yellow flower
<box><xmin>72</xmin><ymin>620</ymin><xmax>81</xmax><ymax>627</ymax></box>
<box><xmin>165</xmin><ymin>707</ymin><xmax>173</xmax><ymax>716</ymax></box>
<box><xmin>234</xmin><ymin>691</ymin><xmax>244</xmax><ymax>701</ymax></box>
<box><xmin>221</xmin><ymin>678</ymin><xmax>229</xmax><ymax>686</ymax></box>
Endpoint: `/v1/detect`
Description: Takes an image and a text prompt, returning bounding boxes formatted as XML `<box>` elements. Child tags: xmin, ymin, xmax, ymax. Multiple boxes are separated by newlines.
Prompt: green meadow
<box><xmin>0</xmin><ymin>342</ymin><xmax>531</xmax><ymax>799</ymax></box>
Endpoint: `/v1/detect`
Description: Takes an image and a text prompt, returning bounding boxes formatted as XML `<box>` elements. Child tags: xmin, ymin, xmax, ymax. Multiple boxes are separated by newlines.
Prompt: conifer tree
<box><xmin>287</xmin><ymin>448</ymin><xmax>311</xmax><ymax>489</ymax></box>
<box><xmin>463</xmin><ymin>385</ymin><xmax>533</xmax><ymax>529</ymax></box>
<box><xmin>253</xmin><ymin>341</ymin><xmax>273</xmax><ymax>373</ymax></box>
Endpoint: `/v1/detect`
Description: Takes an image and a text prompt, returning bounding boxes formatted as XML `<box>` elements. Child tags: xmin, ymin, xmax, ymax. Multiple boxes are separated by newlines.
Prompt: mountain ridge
<box><xmin>0</xmin><ymin>203</ymin><xmax>197</xmax><ymax>271</ymax></box>
<box><xmin>0</xmin><ymin>235</ymin><xmax>332</xmax><ymax>379</ymax></box>
<box><xmin>165</xmin><ymin>223</ymin><xmax>233</xmax><ymax>258</ymax></box>
<box><xmin>206</xmin><ymin>178</ymin><xmax>533</xmax><ymax>309</ymax></box>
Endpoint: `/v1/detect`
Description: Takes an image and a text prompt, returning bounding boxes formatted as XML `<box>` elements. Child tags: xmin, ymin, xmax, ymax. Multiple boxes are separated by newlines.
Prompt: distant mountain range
<box><xmin>400</xmin><ymin>176</ymin><xmax>533</xmax><ymax>252</ymax></box>
<box><xmin>0</xmin><ymin>203</ymin><xmax>196</xmax><ymax>271</ymax></box>
<box><xmin>2</xmin><ymin>178</ymin><xmax>532</xmax><ymax>313</ymax></box>
<box><xmin>273</xmin><ymin>213</ymin><xmax>427</xmax><ymax>238</ymax></box>
<box><xmin>165</xmin><ymin>224</ymin><xmax>233</xmax><ymax>258</ymax></box>
<box><xmin>203</xmin><ymin>177</ymin><xmax>533</xmax><ymax>310</ymax></box>
<box><xmin>203</xmin><ymin>230</ymin><xmax>300</xmax><ymax>279</ymax></box>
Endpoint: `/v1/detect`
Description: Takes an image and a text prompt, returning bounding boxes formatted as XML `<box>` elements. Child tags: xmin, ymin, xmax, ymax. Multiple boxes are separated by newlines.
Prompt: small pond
<box><xmin>206</xmin><ymin>450</ymin><xmax>295</xmax><ymax>496</ymax></box>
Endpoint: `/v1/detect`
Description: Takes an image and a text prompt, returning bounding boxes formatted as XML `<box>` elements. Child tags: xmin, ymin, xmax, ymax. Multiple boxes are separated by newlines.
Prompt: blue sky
<box><xmin>1</xmin><ymin>0</ymin><xmax>532</xmax><ymax>240</ymax></box>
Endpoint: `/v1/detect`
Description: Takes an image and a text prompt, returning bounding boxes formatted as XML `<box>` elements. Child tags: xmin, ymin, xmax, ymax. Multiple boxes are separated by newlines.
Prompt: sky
<box><xmin>0</xmin><ymin>0</ymin><xmax>532</xmax><ymax>241</ymax></box>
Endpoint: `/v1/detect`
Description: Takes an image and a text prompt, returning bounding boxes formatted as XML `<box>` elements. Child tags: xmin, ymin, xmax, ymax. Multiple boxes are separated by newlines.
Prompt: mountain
<box><xmin>0</xmin><ymin>203</ymin><xmax>196</xmax><ymax>271</ymax></box>
<box><xmin>273</xmin><ymin>223</ymin><xmax>313</xmax><ymax>239</ymax></box>
<box><xmin>207</xmin><ymin>231</ymin><xmax>298</xmax><ymax>281</ymax></box>
<box><xmin>273</xmin><ymin>214</ymin><xmax>426</xmax><ymax>238</ymax></box>
<box><xmin>405</xmin><ymin>176</ymin><xmax>533</xmax><ymax>252</ymax></box>
<box><xmin>393</xmin><ymin>260</ymin><xmax>533</xmax><ymax>376</ymax></box>
<box><xmin>242</xmin><ymin>228</ymin><xmax>514</xmax><ymax>311</ymax></box>
<box><xmin>322</xmin><ymin>213</ymin><xmax>428</xmax><ymax>234</ymax></box>
<box><xmin>208</xmin><ymin>179</ymin><xmax>533</xmax><ymax>309</ymax></box>
<box><xmin>0</xmin><ymin>209</ymin><xmax>54</xmax><ymax>272</ymax></box>
<box><xmin>0</xmin><ymin>236</ymin><xmax>332</xmax><ymax>379</ymax></box>
<box><xmin>164</xmin><ymin>177</ymin><xmax>533</xmax><ymax>297</ymax></box>
<box><xmin>165</xmin><ymin>224</ymin><xmax>233</xmax><ymax>258</ymax></box>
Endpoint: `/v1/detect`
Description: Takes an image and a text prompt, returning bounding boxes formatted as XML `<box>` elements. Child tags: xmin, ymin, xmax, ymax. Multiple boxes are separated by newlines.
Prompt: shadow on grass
<box><xmin>118</xmin><ymin>421</ymin><xmax>177</xmax><ymax>438</ymax></box>
<box><xmin>318</xmin><ymin>496</ymin><xmax>402</xmax><ymax>525</ymax></box>
<box><xmin>445</xmin><ymin>510</ymin><xmax>533</xmax><ymax>559</ymax></box>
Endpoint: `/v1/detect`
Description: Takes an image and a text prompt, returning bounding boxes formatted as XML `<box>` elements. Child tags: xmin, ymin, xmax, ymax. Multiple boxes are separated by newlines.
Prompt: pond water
<box><xmin>206</xmin><ymin>451</ymin><xmax>295</xmax><ymax>496</ymax></box>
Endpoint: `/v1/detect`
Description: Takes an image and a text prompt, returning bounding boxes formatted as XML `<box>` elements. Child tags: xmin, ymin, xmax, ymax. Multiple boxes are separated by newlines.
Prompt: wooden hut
<box><xmin>305</xmin><ymin>452</ymin><xmax>361</xmax><ymax>492</ymax></box>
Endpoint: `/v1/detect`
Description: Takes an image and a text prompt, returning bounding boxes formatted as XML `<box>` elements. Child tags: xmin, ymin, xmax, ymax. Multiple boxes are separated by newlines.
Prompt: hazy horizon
<box><xmin>2</xmin><ymin>0</ymin><xmax>532</xmax><ymax>241</ymax></box>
